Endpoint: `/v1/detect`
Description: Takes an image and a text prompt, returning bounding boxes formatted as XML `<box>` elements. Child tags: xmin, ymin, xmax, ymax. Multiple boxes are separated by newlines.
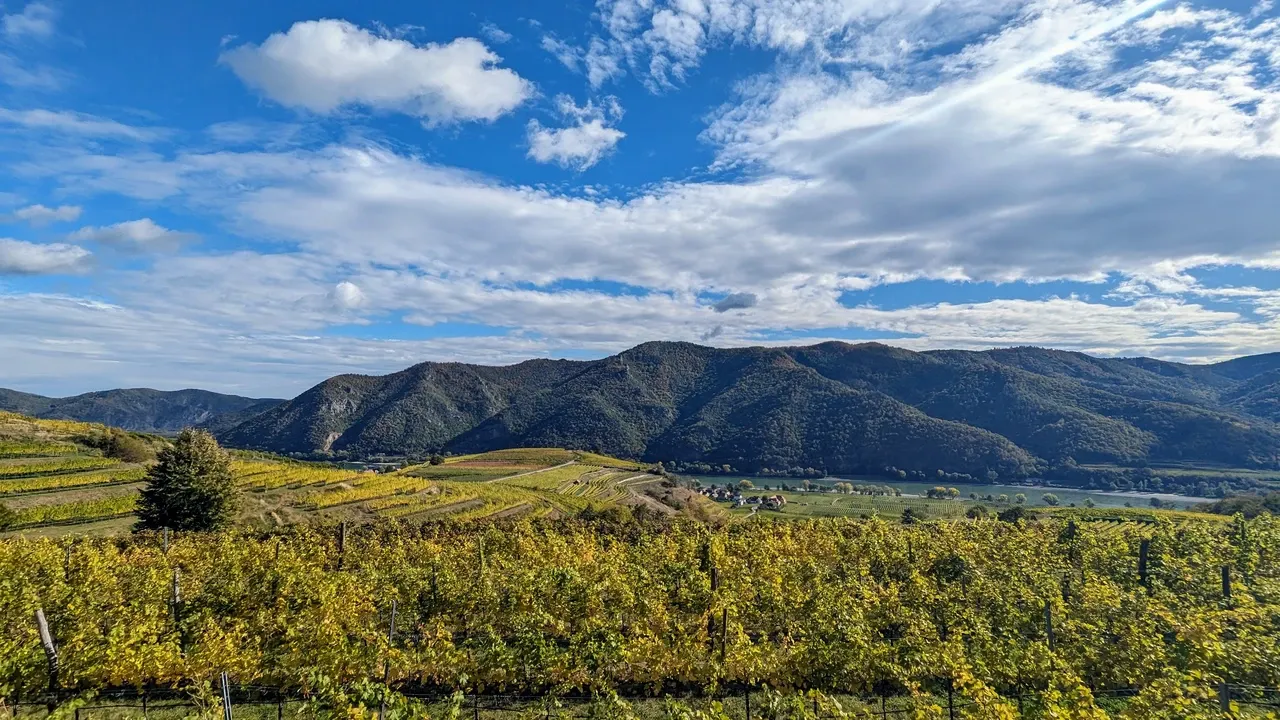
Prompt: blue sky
<box><xmin>1</xmin><ymin>0</ymin><xmax>1278</xmax><ymax>397</ymax></box>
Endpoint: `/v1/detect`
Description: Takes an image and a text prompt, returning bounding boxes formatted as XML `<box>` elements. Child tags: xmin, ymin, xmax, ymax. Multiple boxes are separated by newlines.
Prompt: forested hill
<box><xmin>219</xmin><ymin>342</ymin><xmax>1280</xmax><ymax>478</ymax></box>
<box><xmin>0</xmin><ymin>387</ymin><xmax>284</xmax><ymax>434</ymax></box>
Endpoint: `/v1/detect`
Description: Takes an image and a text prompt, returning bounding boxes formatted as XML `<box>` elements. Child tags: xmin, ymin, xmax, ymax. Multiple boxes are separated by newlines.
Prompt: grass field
<box><xmin>732</xmin><ymin>490</ymin><xmax>973</xmax><ymax>520</ymax></box>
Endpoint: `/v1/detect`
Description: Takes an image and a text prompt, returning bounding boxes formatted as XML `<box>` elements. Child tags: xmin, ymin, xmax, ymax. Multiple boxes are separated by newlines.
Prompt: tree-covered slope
<box><xmin>220</xmin><ymin>359</ymin><xmax>584</xmax><ymax>455</ymax></box>
<box><xmin>218</xmin><ymin>341</ymin><xmax>1280</xmax><ymax>477</ymax></box>
<box><xmin>0</xmin><ymin>387</ymin><xmax>283</xmax><ymax>434</ymax></box>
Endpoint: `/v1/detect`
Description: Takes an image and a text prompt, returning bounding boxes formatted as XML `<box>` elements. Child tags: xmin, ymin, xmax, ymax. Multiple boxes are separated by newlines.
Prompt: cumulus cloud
<box><xmin>0</xmin><ymin>238</ymin><xmax>90</xmax><ymax>274</ymax></box>
<box><xmin>8</xmin><ymin>0</ymin><xmax>1280</xmax><ymax>391</ymax></box>
<box><xmin>713</xmin><ymin>292</ymin><xmax>758</xmax><ymax>312</ymax></box>
<box><xmin>2</xmin><ymin>2</ymin><xmax>55</xmax><ymax>40</ymax></box>
<box><xmin>9</xmin><ymin>203</ymin><xmax>81</xmax><ymax>226</ymax></box>
<box><xmin>329</xmin><ymin>281</ymin><xmax>367</xmax><ymax>310</ymax></box>
<box><xmin>68</xmin><ymin>219</ymin><xmax>196</xmax><ymax>252</ymax></box>
<box><xmin>527</xmin><ymin>95</ymin><xmax>626</xmax><ymax>169</ymax></box>
<box><xmin>220</xmin><ymin>20</ymin><xmax>533</xmax><ymax>124</ymax></box>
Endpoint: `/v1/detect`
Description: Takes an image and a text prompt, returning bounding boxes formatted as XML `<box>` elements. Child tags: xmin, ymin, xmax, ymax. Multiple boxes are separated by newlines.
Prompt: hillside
<box><xmin>219</xmin><ymin>342</ymin><xmax>1280</xmax><ymax>480</ymax></box>
<box><xmin>0</xmin><ymin>387</ymin><xmax>284</xmax><ymax>434</ymax></box>
<box><xmin>0</xmin><ymin>410</ymin><xmax>682</xmax><ymax>534</ymax></box>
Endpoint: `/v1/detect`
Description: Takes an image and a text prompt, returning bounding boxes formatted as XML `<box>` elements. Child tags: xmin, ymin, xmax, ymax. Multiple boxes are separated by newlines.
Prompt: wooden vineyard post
<box><xmin>947</xmin><ymin>680</ymin><xmax>955</xmax><ymax>720</ymax></box>
<box><xmin>1138</xmin><ymin>539</ymin><xmax>1150</xmax><ymax>591</ymax></box>
<box><xmin>1044</xmin><ymin>603</ymin><xmax>1055</xmax><ymax>653</ymax></box>
<box><xmin>271</xmin><ymin>542</ymin><xmax>282</xmax><ymax>600</ymax></box>
<box><xmin>163</xmin><ymin>527</ymin><xmax>170</xmax><ymax>553</ymax></box>
<box><xmin>220</xmin><ymin>671</ymin><xmax>234</xmax><ymax>720</ymax></box>
<box><xmin>707</xmin><ymin>561</ymin><xmax>720</xmax><ymax>657</ymax></box>
<box><xmin>1219</xmin><ymin>682</ymin><xmax>1231</xmax><ymax>713</ymax></box>
<box><xmin>720</xmin><ymin>607</ymin><xmax>728</xmax><ymax>663</ymax></box>
<box><xmin>379</xmin><ymin>600</ymin><xmax>398</xmax><ymax>720</ymax></box>
<box><xmin>338</xmin><ymin>522</ymin><xmax>348</xmax><ymax>570</ymax></box>
<box><xmin>745</xmin><ymin>689</ymin><xmax>750</xmax><ymax>720</ymax></box>
<box><xmin>1222</xmin><ymin>566</ymin><xmax>1232</xmax><ymax>606</ymax></box>
<box><xmin>34</xmin><ymin>609</ymin><xmax>58</xmax><ymax>699</ymax></box>
<box><xmin>172</xmin><ymin>568</ymin><xmax>182</xmax><ymax>621</ymax></box>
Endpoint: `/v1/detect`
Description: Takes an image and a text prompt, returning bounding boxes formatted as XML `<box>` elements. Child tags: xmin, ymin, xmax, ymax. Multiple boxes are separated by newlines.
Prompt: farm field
<box><xmin>0</xmin><ymin>412</ymin><xmax>671</xmax><ymax>534</ymax></box>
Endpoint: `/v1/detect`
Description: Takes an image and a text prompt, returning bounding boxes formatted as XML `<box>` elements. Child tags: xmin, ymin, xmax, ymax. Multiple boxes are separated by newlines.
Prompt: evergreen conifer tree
<box><xmin>135</xmin><ymin>429</ymin><xmax>237</xmax><ymax>532</ymax></box>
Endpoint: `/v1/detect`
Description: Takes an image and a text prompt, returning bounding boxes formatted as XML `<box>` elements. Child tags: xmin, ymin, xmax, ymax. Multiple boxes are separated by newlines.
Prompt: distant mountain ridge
<box><xmin>0</xmin><ymin>387</ymin><xmax>285</xmax><ymax>434</ymax></box>
<box><xmin>218</xmin><ymin>342</ymin><xmax>1280</xmax><ymax>477</ymax></box>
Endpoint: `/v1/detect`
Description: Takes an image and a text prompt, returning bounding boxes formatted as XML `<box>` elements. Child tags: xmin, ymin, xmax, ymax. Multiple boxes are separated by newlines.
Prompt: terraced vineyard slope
<box><xmin>0</xmin><ymin>412</ymin><xmax>159</xmax><ymax>534</ymax></box>
<box><xmin>1</xmin><ymin>414</ymin><xmax>680</xmax><ymax>535</ymax></box>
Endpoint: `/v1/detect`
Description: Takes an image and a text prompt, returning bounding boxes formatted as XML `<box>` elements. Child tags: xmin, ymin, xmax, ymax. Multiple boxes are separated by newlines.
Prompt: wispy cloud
<box><xmin>0</xmin><ymin>107</ymin><xmax>164</xmax><ymax>140</ymax></box>
<box><xmin>7</xmin><ymin>203</ymin><xmax>81</xmax><ymax>226</ymax></box>
<box><xmin>68</xmin><ymin>219</ymin><xmax>196</xmax><ymax>252</ymax></box>
<box><xmin>480</xmin><ymin>23</ymin><xmax>512</xmax><ymax>44</ymax></box>
<box><xmin>2</xmin><ymin>2</ymin><xmax>56</xmax><ymax>40</ymax></box>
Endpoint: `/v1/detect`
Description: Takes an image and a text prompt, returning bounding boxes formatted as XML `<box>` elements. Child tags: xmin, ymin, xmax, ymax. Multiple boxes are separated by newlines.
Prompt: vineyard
<box><xmin>0</xmin><ymin>413</ymin><xmax>671</xmax><ymax>532</ymax></box>
<box><xmin>0</xmin><ymin>516</ymin><xmax>1276</xmax><ymax>718</ymax></box>
<box><xmin>0</xmin><ymin>457</ymin><xmax>122</xmax><ymax>478</ymax></box>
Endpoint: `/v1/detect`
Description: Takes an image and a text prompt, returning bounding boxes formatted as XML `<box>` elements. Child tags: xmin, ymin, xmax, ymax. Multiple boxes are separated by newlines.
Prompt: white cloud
<box><xmin>527</xmin><ymin>95</ymin><xmax>626</xmax><ymax>169</ymax></box>
<box><xmin>6</xmin><ymin>0</ymin><xmax>1280</xmax><ymax>392</ymax></box>
<box><xmin>9</xmin><ymin>203</ymin><xmax>80</xmax><ymax>225</ymax></box>
<box><xmin>480</xmin><ymin>23</ymin><xmax>512</xmax><ymax>44</ymax></box>
<box><xmin>220</xmin><ymin>20</ymin><xmax>533</xmax><ymax>124</ymax></box>
<box><xmin>0</xmin><ymin>52</ymin><xmax>62</xmax><ymax>88</ymax></box>
<box><xmin>542</xmin><ymin>35</ymin><xmax>626</xmax><ymax>88</ymax></box>
<box><xmin>0</xmin><ymin>107</ymin><xmax>162</xmax><ymax>139</ymax></box>
<box><xmin>585</xmin><ymin>38</ymin><xmax>624</xmax><ymax>88</ymax></box>
<box><xmin>329</xmin><ymin>280</ymin><xmax>367</xmax><ymax>310</ymax></box>
<box><xmin>203</xmin><ymin>119</ymin><xmax>309</xmax><ymax>149</ymax></box>
<box><xmin>541</xmin><ymin>34</ymin><xmax>581</xmax><ymax>71</ymax></box>
<box><xmin>0</xmin><ymin>238</ymin><xmax>89</xmax><ymax>274</ymax></box>
<box><xmin>2</xmin><ymin>2</ymin><xmax>55</xmax><ymax>40</ymax></box>
<box><xmin>593</xmin><ymin>0</ymin><xmax>1036</xmax><ymax>88</ymax></box>
<box><xmin>68</xmin><ymin>219</ymin><xmax>196</xmax><ymax>252</ymax></box>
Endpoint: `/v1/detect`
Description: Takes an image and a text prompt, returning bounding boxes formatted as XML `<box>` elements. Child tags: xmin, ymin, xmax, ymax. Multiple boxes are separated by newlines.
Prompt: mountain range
<box><xmin>0</xmin><ymin>387</ymin><xmax>283</xmax><ymax>434</ymax></box>
<box><xmin>8</xmin><ymin>342</ymin><xmax>1280</xmax><ymax>480</ymax></box>
<box><xmin>215</xmin><ymin>342</ymin><xmax>1280</xmax><ymax>479</ymax></box>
